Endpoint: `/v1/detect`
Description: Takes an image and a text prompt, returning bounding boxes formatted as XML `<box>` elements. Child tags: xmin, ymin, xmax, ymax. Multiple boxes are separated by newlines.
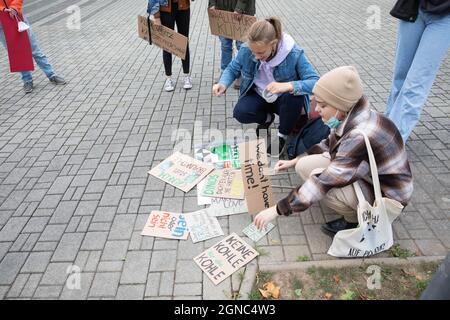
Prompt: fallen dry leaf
<box><xmin>333</xmin><ymin>275</ymin><xmax>341</xmax><ymax>284</ymax></box>
<box><xmin>259</xmin><ymin>281</ymin><xmax>281</xmax><ymax>299</ymax></box>
<box><xmin>324</xmin><ymin>292</ymin><xmax>333</xmax><ymax>300</ymax></box>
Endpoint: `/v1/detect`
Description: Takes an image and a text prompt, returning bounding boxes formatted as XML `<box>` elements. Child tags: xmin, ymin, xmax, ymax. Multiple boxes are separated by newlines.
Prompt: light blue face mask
<box><xmin>325</xmin><ymin>111</ymin><xmax>342</xmax><ymax>129</ymax></box>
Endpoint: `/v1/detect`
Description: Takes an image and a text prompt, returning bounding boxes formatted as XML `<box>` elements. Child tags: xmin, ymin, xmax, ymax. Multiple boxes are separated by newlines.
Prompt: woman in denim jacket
<box><xmin>212</xmin><ymin>17</ymin><xmax>319</xmax><ymax>154</ymax></box>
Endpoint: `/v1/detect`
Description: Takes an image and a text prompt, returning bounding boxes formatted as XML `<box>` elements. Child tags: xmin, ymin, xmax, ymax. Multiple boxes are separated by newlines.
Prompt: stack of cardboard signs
<box><xmin>144</xmin><ymin>139</ymin><xmax>276</xmax><ymax>285</ymax></box>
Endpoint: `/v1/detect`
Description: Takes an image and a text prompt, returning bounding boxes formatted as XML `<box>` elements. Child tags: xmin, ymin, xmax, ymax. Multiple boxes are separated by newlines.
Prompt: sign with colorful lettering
<box><xmin>148</xmin><ymin>152</ymin><xmax>214</xmax><ymax>193</ymax></box>
<box><xmin>242</xmin><ymin>222</ymin><xmax>276</xmax><ymax>243</ymax></box>
<box><xmin>201</xmin><ymin>169</ymin><xmax>244</xmax><ymax>200</ymax></box>
<box><xmin>208</xmin><ymin>9</ymin><xmax>257</xmax><ymax>42</ymax></box>
<box><xmin>194</xmin><ymin>139</ymin><xmax>241</xmax><ymax>170</ymax></box>
<box><xmin>141</xmin><ymin>211</ymin><xmax>189</xmax><ymax>240</ymax></box>
<box><xmin>138</xmin><ymin>15</ymin><xmax>188</xmax><ymax>59</ymax></box>
<box><xmin>206</xmin><ymin>198</ymin><xmax>248</xmax><ymax>217</ymax></box>
<box><xmin>194</xmin><ymin>233</ymin><xmax>259</xmax><ymax>285</ymax></box>
<box><xmin>238</xmin><ymin>140</ymin><xmax>275</xmax><ymax>215</ymax></box>
<box><xmin>184</xmin><ymin>210</ymin><xmax>224</xmax><ymax>243</ymax></box>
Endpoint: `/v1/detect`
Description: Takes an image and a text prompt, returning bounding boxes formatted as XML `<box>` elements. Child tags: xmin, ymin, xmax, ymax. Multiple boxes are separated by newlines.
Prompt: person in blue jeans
<box><xmin>0</xmin><ymin>5</ymin><xmax>66</xmax><ymax>94</ymax></box>
<box><xmin>208</xmin><ymin>0</ymin><xmax>256</xmax><ymax>89</ymax></box>
<box><xmin>385</xmin><ymin>0</ymin><xmax>450</xmax><ymax>142</ymax></box>
<box><xmin>212</xmin><ymin>17</ymin><xmax>319</xmax><ymax>155</ymax></box>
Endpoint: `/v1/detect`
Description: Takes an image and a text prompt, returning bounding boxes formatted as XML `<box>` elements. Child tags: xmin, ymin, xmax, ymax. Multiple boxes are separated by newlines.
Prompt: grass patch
<box><xmin>296</xmin><ymin>255</ymin><xmax>310</xmax><ymax>262</ymax></box>
<box><xmin>388</xmin><ymin>244</ymin><xmax>415</xmax><ymax>259</ymax></box>
<box><xmin>256</xmin><ymin>261</ymin><xmax>440</xmax><ymax>300</ymax></box>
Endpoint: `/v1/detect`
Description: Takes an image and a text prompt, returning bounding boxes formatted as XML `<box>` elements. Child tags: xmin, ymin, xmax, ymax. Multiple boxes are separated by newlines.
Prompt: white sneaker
<box><xmin>164</xmin><ymin>78</ymin><xmax>175</xmax><ymax>92</ymax></box>
<box><xmin>183</xmin><ymin>75</ymin><xmax>193</xmax><ymax>90</ymax></box>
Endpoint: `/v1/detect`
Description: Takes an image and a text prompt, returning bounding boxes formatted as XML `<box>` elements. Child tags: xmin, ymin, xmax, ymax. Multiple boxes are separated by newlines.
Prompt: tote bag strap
<box><xmin>353</xmin><ymin>129</ymin><xmax>383</xmax><ymax>203</ymax></box>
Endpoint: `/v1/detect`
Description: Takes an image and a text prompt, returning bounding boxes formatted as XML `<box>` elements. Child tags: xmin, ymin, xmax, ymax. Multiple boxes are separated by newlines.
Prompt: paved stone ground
<box><xmin>0</xmin><ymin>0</ymin><xmax>448</xmax><ymax>300</ymax></box>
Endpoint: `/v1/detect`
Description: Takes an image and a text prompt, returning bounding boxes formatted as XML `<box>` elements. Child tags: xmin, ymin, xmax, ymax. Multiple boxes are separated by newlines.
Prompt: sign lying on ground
<box><xmin>207</xmin><ymin>198</ymin><xmax>248</xmax><ymax>217</ymax></box>
<box><xmin>148</xmin><ymin>152</ymin><xmax>214</xmax><ymax>193</ymax></box>
<box><xmin>194</xmin><ymin>233</ymin><xmax>259</xmax><ymax>285</ymax></box>
<box><xmin>242</xmin><ymin>222</ymin><xmax>276</xmax><ymax>243</ymax></box>
<box><xmin>201</xmin><ymin>169</ymin><xmax>245</xmax><ymax>200</ymax></box>
<box><xmin>138</xmin><ymin>15</ymin><xmax>188</xmax><ymax>59</ymax></box>
<box><xmin>194</xmin><ymin>139</ymin><xmax>241</xmax><ymax>170</ymax></box>
<box><xmin>208</xmin><ymin>9</ymin><xmax>257</xmax><ymax>42</ymax></box>
<box><xmin>141</xmin><ymin>211</ymin><xmax>189</xmax><ymax>240</ymax></box>
<box><xmin>184</xmin><ymin>209</ymin><xmax>224</xmax><ymax>243</ymax></box>
<box><xmin>238</xmin><ymin>139</ymin><xmax>275</xmax><ymax>214</ymax></box>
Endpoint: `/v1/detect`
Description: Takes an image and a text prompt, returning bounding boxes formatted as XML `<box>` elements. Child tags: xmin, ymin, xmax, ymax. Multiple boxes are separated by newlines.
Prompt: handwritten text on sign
<box><xmin>208</xmin><ymin>9</ymin><xmax>257</xmax><ymax>42</ymax></box>
<box><xmin>141</xmin><ymin>211</ymin><xmax>189</xmax><ymax>240</ymax></box>
<box><xmin>194</xmin><ymin>233</ymin><xmax>258</xmax><ymax>285</ymax></box>
<box><xmin>148</xmin><ymin>152</ymin><xmax>214</xmax><ymax>193</ymax></box>
<box><xmin>238</xmin><ymin>140</ymin><xmax>275</xmax><ymax>215</ymax></box>
<box><xmin>184</xmin><ymin>210</ymin><xmax>224</xmax><ymax>243</ymax></box>
<box><xmin>201</xmin><ymin>169</ymin><xmax>244</xmax><ymax>200</ymax></box>
<box><xmin>138</xmin><ymin>15</ymin><xmax>188</xmax><ymax>59</ymax></box>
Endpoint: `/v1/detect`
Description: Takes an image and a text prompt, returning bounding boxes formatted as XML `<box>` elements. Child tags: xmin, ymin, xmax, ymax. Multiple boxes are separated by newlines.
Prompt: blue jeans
<box><xmin>219</xmin><ymin>36</ymin><xmax>242</xmax><ymax>71</ymax></box>
<box><xmin>233</xmin><ymin>90</ymin><xmax>307</xmax><ymax>136</ymax></box>
<box><xmin>0</xmin><ymin>15</ymin><xmax>55</xmax><ymax>83</ymax></box>
<box><xmin>385</xmin><ymin>10</ymin><xmax>450</xmax><ymax>142</ymax></box>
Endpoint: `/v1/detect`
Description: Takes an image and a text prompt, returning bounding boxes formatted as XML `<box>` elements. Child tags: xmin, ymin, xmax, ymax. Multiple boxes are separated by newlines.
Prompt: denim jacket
<box><xmin>147</xmin><ymin>0</ymin><xmax>166</xmax><ymax>15</ymax></box>
<box><xmin>219</xmin><ymin>43</ymin><xmax>320</xmax><ymax>110</ymax></box>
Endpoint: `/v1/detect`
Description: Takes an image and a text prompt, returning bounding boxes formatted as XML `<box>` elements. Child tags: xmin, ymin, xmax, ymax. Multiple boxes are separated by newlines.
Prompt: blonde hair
<box><xmin>247</xmin><ymin>17</ymin><xmax>283</xmax><ymax>45</ymax></box>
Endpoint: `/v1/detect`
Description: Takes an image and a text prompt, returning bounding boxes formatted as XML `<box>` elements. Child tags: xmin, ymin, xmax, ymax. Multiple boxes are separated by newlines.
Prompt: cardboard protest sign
<box><xmin>148</xmin><ymin>152</ymin><xmax>214</xmax><ymax>193</ymax></box>
<box><xmin>194</xmin><ymin>233</ymin><xmax>258</xmax><ymax>285</ymax></box>
<box><xmin>242</xmin><ymin>222</ymin><xmax>275</xmax><ymax>243</ymax></box>
<box><xmin>141</xmin><ymin>211</ymin><xmax>189</xmax><ymax>240</ymax></box>
<box><xmin>0</xmin><ymin>12</ymin><xmax>34</xmax><ymax>72</ymax></box>
<box><xmin>201</xmin><ymin>169</ymin><xmax>244</xmax><ymax>200</ymax></box>
<box><xmin>208</xmin><ymin>9</ymin><xmax>257</xmax><ymax>42</ymax></box>
<box><xmin>184</xmin><ymin>209</ymin><xmax>224</xmax><ymax>243</ymax></box>
<box><xmin>194</xmin><ymin>139</ymin><xmax>241</xmax><ymax>170</ymax></box>
<box><xmin>197</xmin><ymin>180</ymin><xmax>212</xmax><ymax>206</ymax></box>
<box><xmin>207</xmin><ymin>198</ymin><xmax>248</xmax><ymax>217</ymax></box>
<box><xmin>238</xmin><ymin>139</ymin><xmax>275</xmax><ymax>215</ymax></box>
<box><xmin>138</xmin><ymin>15</ymin><xmax>188</xmax><ymax>59</ymax></box>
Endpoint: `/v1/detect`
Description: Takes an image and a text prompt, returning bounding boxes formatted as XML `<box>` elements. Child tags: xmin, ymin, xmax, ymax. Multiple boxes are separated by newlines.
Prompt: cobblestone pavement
<box><xmin>0</xmin><ymin>0</ymin><xmax>448</xmax><ymax>300</ymax></box>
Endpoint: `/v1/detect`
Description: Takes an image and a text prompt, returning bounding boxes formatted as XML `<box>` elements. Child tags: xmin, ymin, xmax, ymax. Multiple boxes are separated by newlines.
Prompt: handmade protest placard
<box><xmin>184</xmin><ymin>209</ymin><xmax>224</xmax><ymax>243</ymax></box>
<box><xmin>208</xmin><ymin>9</ymin><xmax>257</xmax><ymax>42</ymax></box>
<box><xmin>194</xmin><ymin>233</ymin><xmax>259</xmax><ymax>285</ymax></box>
<box><xmin>137</xmin><ymin>15</ymin><xmax>188</xmax><ymax>59</ymax></box>
<box><xmin>238</xmin><ymin>139</ymin><xmax>275</xmax><ymax>215</ymax></box>
<box><xmin>141</xmin><ymin>211</ymin><xmax>189</xmax><ymax>240</ymax></box>
<box><xmin>148</xmin><ymin>152</ymin><xmax>214</xmax><ymax>193</ymax></box>
<box><xmin>197</xmin><ymin>180</ymin><xmax>212</xmax><ymax>205</ymax></box>
<box><xmin>194</xmin><ymin>139</ymin><xmax>241</xmax><ymax>170</ymax></box>
<box><xmin>206</xmin><ymin>198</ymin><xmax>248</xmax><ymax>217</ymax></box>
<box><xmin>242</xmin><ymin>222</ymin><xmax>275</xmax><ymax>243</ymax></box>
<box><xmin>201</xmin><ymin>169</ymin><xmax>244</xmax><ymax>200</ymax></box>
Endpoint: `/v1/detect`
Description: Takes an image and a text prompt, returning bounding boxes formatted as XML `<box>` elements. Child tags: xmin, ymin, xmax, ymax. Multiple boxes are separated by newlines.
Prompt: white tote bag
<box><xmin>327</xmin><ymin>130</ymin><xmax>404</xmax><ymax>258</ymax></box>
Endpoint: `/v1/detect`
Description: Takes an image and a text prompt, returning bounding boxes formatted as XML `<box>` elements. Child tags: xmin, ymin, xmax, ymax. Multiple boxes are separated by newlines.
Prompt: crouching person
<box><xmin>212</xmin><ymin>17</ymin><xmax>319</xmax><ymax>155</ymax></box>
<box><xmin>254</xmin><ymin>66</ymin><xmax>413</xmax><ymax>237</ymax></box>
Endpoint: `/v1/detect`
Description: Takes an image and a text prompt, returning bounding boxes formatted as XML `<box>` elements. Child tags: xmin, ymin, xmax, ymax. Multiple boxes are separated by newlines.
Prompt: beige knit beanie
<box><xmin>312</xmin><ymin>66</ymin><xmax>363</xmax><ymax>113</ymax></box>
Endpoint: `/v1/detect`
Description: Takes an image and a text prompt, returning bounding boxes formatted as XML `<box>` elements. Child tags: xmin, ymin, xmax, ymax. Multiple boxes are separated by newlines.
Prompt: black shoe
<box><xmin>321</xmin><ymin>217</ymin><xmax>358</xmax><ymax>237</ymax></box>
<box><xmin>49</xmin><ymin>75</ymin><xmax>66</xmax><ymax>85</ymax></box>
<box><xmin>23</xmin><ymin>81</ymin><xmax>33</xmax><ymax>94</ymax></box>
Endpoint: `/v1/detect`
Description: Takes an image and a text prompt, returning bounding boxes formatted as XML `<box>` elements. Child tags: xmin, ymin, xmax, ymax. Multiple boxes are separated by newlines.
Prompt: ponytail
<box><xmin>247</xmin><ymin>16</ymin><xmax>283</xmax><ymax>45</ymax></box>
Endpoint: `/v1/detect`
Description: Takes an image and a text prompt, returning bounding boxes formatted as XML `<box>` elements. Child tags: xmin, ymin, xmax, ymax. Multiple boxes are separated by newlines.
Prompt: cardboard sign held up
<box><xmin>208</xmin><ymin>9</ymin><xmax>257</xmax><ymax>42</ymax></box>
<box><xmin>138</xmin><ymin>15</ymin><xmax>188</xmax><ymax>59</ymax></box>
<box><xmin>201</xmin><ymin>169</ymin><xmax>245</xmax><ymax>200</ymax></box>
<box><xmin>141</xmin><ymin>211</ymin><xmax>189</xmax><ymax>240</ymax></box>
<box><xmin>238</xmin><ymin>140</ymin><xmax>275</xmax><ymax>215</ymax></box>
<box><xmin>194</xmin><ymin>233</ymin><xmax>258</xmax><ymax>285</ymax></box>
<box><xmin>148</xmin><ymin>152</ymin><xmax>214</xmax><ymax>193</ymax></box>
